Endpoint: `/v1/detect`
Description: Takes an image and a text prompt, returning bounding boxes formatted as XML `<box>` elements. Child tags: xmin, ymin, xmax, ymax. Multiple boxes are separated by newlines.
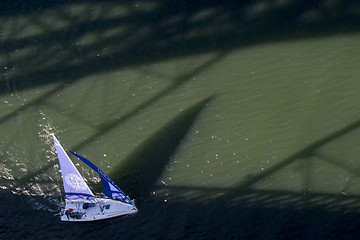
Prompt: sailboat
<box><xmin>52</xmin><ymin>134</ymin><xmax>137</xmax><ymax>222</ymax></box>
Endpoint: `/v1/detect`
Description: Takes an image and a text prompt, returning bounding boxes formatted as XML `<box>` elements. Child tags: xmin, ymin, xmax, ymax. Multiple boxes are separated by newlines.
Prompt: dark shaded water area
<box><xmin>1</xmin><ymin>0</ymin><xmax>360</xmax><ymax>239</ymax></box>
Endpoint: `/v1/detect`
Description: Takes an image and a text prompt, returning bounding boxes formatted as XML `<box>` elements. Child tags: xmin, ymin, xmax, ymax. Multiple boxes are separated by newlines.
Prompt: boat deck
<box><xmin>61</xmin><ymin>198</ymin><xmax>137</xmax><ymax>222</ymax></box>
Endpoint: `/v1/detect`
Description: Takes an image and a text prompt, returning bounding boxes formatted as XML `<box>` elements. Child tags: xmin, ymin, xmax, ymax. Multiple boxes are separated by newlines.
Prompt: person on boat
<box><xmin>65</xmin><ymin>208</ymin><xmax>84</xmax><ymax>219</ymax></box>
<box><xmin>83</xmin><ymin>202</ymin><xmax>95</xmax><ymax>209</ymax></box>
<box><xmin>65</xmin><ymin>208</ymin><xmax>73</xmax><ymax>219</ymax></box>
<box><xmin>72</xmin><ymin>212</ymin><xmax>84</xmax><ymax>219</ymax></box>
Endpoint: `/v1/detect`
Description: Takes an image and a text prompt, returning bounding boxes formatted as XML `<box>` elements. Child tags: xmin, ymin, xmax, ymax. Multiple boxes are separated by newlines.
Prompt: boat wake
<box><xmin>0</xmin><ymin>110</ymin><xmax>64</xmax><ymax>213</ymax></box>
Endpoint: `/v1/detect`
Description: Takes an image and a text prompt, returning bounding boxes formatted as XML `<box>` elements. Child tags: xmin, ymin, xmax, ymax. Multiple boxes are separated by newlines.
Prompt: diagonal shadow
<box><xmin>222</xmin><ymin>117</ymin><xmax>360</xmax><ymax>200</ymax></box>
<box><xmin>14</xmin><ymin>52</ymin><xmax>224</xmax><ymax>184</ymax></box>
<box><xmin>95</xmin><ymin>95</ymin><xmax>215</xmax><ymax>198</ymax></box>
<box><xmin>0</xmin><ymin>81</ymin><xmax>71</xmax><ymax>125</ymax></box>
<box><xmin>71</xmin><ymin>51</ymin><xmax>225</xmax><ymax>151</ymax></box>
<box><xmin>14</xmin><ymin>94</ymin><xmax>214</xmax><ymax>193</ymax></box>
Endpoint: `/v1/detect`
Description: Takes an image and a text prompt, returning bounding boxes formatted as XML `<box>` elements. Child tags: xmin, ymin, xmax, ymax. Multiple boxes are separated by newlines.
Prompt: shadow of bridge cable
<box><xmin>222</xmin><ymin>117</ymin><xmax>360</xmax><ymax>201</ymax></box>
<box><xmin>95</xmin><ymin>95</ymin><xmax>215</xmax><ymax>198</ymax></box>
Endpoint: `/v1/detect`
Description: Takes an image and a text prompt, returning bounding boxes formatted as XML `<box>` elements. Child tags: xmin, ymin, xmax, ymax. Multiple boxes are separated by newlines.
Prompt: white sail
<box><xmin>52</xmin><ymin>135</ymin><xmax>95</xmax><ymax>201</ymax></box>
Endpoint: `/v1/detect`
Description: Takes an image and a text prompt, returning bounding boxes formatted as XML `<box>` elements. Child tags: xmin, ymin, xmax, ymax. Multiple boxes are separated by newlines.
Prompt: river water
<box><xmin>1</xmin><ymin>1</ymin><xmax>360</xmax><ymax>239</ymax></box>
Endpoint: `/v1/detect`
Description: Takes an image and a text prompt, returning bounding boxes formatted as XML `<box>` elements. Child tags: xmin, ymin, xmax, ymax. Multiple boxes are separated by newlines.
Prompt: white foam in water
<box><xmin>0</xmin><ymin>110</ymin><xmax>65</xmax><ymax>212</ymax></box>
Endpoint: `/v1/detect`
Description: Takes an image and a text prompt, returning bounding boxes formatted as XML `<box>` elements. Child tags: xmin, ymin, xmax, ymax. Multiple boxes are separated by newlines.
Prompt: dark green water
<box><xmin>1</xmin><ymin>1</ymin><xmax>360</xmax><ymax>239</ymax></box>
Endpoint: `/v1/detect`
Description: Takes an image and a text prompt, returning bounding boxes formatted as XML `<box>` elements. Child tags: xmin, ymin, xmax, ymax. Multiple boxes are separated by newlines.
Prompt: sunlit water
<box><xmin>1</xmin><ymin>1</ymin><xmax>360</xmax><ymax>239</ymax></box>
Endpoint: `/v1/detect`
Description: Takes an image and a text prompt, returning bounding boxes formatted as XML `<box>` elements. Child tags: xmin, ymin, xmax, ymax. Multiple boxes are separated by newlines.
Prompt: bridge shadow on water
<box><xmin>89</xmin><ymin>95</ymin><xmax>215</xmax><ymax>197</ymax></box>
<box><xmin>1</xmin><ymin>0</ymin><xmax>360</xmax><ymax>95</ymax></box>
<box><xmin>3</xmin><ymin>98</ymin><xmax>360</xmax><ymax>239</ymax></box>
<box><xmin>117</xmin><ymin>111</ymin><xmax>360</xmax><ymax>239</ymax></box>
<box><xmin>1</xmin><ymin>0</ymin><xmax>360</xmax><ymax>239</ymax></box>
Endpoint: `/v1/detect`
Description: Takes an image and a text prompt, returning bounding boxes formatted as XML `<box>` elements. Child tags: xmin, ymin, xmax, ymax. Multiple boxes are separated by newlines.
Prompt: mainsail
<box><xmin>69</xmin><ymin>151</ymin><xmax>133</xmax><ymax>205</ymax></box>
<box><xmin>52</xmin><ymin>135</ymin><xmax>95</xmax><ymax>201</ymax></box>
